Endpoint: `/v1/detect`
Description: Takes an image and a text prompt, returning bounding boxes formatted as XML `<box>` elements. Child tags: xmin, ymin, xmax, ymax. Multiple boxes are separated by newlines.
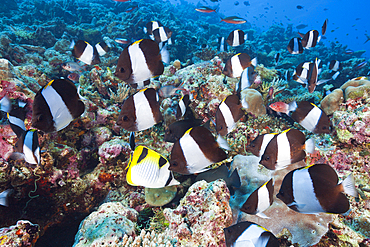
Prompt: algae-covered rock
<box><xmin>340</xmin><ymin>77</ymin><xmax>370</xmax><ymax>100</ymax></box>
<box><xmin>241</xmin><ymin>88</ymin><xmax>267</xmax><ymax>117</ymax></box>
<box><xmin>145</xmin><ymin>185</ymin><xmax>177</xmax><ymax>206</ymax></box>
<box><xmin>0</xmin><ymin>220</ymin><xmax>39</xmax><ymax>246</ymax></box>
<box><xmin>320</xmin><ymin>88</ymin><xmax>344</xmax><ymax>115</ymax></box>
<box><xmin>73</xmin><ymin>202</ymin><xmax>137</xmax><ymax>247</ymax></box>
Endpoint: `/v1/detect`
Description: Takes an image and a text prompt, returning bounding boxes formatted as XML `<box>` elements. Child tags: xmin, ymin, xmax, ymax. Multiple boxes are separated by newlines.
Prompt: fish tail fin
<box><xmin>241</xmin><ymin>97</ymin><xmax>249</xmax><ymax>109</ymax></box>
<box><xmin>251</xmin><ymin>57</ymin><xmax>258</xmax><ymax>67</ymax></box>
<box><xmin>160</xmin><ymin>43</ymin><xmax>170</xmax><ymax>64</ymax></box>
<box><xmin>244</xmin><ymin>33</ymin><xmax>248</xmax><ymax>41</ymax></box>
<box><xmin>304</xmin><ymin>138</ymin><xmax>315</xmax><ymax>154</ymax></box>
<box><xmin>288</xmin><ymin>100</ymin><xmax>297</xmax><ymax>113</ymax></box>
<box><xmin>0</xmin><ymin>95</ymin><xmax>11</xmax><ymax>113</ymax></box>
<box><xmin>256</xmin><ymin>212</ymin><xmax>270</xmax><ymax>219</ymax></box>
<box><xmin>317</xmin><ymin>79</ymin><xmax>330</xmax><ymax>86</ymax></box>
<box><xmin>129</xmin><ymin>132</ymin><xmax>136</xmax><ymax>150</ymax></box>
<box><xmin>341</xmin><ymin>173</ymin><xmax>358</xmax><ymax>198</ymax></box>
<box><xmin>318</xmin><ymin>36</ymin><xmax>321</xmax><ymax>43</ymax></box>
<box><xmin>229</xmin><ymin>169</ymin><xmax>241</xmax><ymax>188</ymax></box>
<box><xmin>0</xmin><ymin>189</ymin><xmax>11</xmax><ymax>207</ymax></box>
<box><xmin>217</xmin><ymin>134</ymin><xmax>230</xmax><ymax>150</ymax></box>
<box><xmin>332</xmin><ymin>71</ymin><xmax>340</xmax><ymax>80</ymax></box>
<box><xmin>143</xmin><ymin>27</ymin><xmax>147</xmax><ymax>34</ymax></box>
<box><xmin>9</xmin><ymin>152</ymin><xmax>25</xmax><ymax>161</ymax></box>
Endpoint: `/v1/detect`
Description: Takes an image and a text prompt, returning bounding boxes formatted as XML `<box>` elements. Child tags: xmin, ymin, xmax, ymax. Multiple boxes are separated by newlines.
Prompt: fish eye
<box><xmin>123</xmin><ymin>116</ymin><xmax>129</xmax><ymax>121</ymax></box>
<box><xmin>172</xmin><ymin>162</ymin><xmax>177</xmax><ymax>167</ymax></box>
<box><xmin>322</xmin><ymin>126</ymin><xmax>327</xmax><ymax>130</ymax></box>
<box><xmin>119</xmin><ymin>67</ymin><xmax>125</xmax><ymax>73</ymax></box>
<box><xmin>265</xmin><ymin>156</ymin><xmax>270</xmax><ymax>161</ymax></box>
<box><xmin>251</xmin><ymin>143</ymin><xmax>255</xmax><ymax>147</ymax></box>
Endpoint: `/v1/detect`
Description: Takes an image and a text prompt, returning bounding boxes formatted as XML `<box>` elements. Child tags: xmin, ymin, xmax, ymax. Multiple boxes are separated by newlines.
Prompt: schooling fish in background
<box><xmin>195</xmin><ymin>165</ymin><xmax>241</xmax><ymax>192</ymax></box>
<box><xmin>328</xmin><ymin>60</ymin><xmax>340</xmax><ymax>71</ymax></box>
<box><xmin>116</xmin><ymin>88</ymin><xmax>162</xmax><ymax>132</ymax></box>
<box><xmin>293</xmin><ymin>58</ymin><xmax>329</xmax><ymax>93</ymax></box>
<box><xmin>115</xmin><ymin>38</ymin><xmax>131</xmax><ymax>45</ymax></box>
<box><xmin>274</xmin><ymin>52</ymin><xmax>280</xmax><ymax>65</ymax></box>
<box><xmin>126</xmin><ymin>145</ymin><xmax>180</xmax><ymax>188</ymax></box>
<box><xmin>301</xmin><ymin>30</ymin><xmax>321</xmax><ymax>49</ymax></box>
<box><xmin>241</xmin><ymin>178</ymin><xmax>274</xmax><ymax>218</ymax></box>
<box><xmin>217</xmin><ymin>37</ymin><xmax>228</xmax><ymax>52</ymax></box>
<box><xmin>215</xmin><ymin>94</ymin><xmax>244</xmax><ymax>137</ymax></box>
<box><xmin>223</xmin><ymin>53</ymin><xmax>257</xmax><ymax>78</ymax></box>
<box><xmin>71</xmin><ymin>40</ymin><xmax>110</xmax><ymax>65</ymax></box>
<box><xmin>287</xmin><ymin>37</ymin><xmax>303</xmax><ymax>54</ymax></box>
<box><xmin>296</xmin><ymin>24</ymin><xmax>308</xmax><ymax>29</ymax></box>
<box><xmin>125</xmin><ymin>4</ymin><xmax>138</xmax><ymax>13</ymax></box>
<box><xmin>10</xmin><ymin>129</ymin><xmax>40</xmax><ymax>165</ymax></box>
<box><xmin>221</xmin><ymin>16</ymin><xmax>247</xmax><ymax>24</ymax></box>
<box><xmin>176</xmin><ymin>94</ymin><xmax>191</xmax><ymax>119</ymax></box>
<box><xmin>115</xmin><ymin>39</ymin><xmax>165</xmax><ymax>88</ymax></box>
<box><xmin>226</xmin><ymin>29</ymin><xmax>247</xmax><ymax>47</ymax></box>
<box><xmin>247</xmin><ymin>133</ymin><xmax>277</xmax><ymax>158</ymax></box>
<box><xmin>169</xmin><ymin>126</ymin><xmax>227</xmax><ymax>175</ymax></box>
<box><xmin>236</xmin><ymin>66</ymin><xmax>259</xmax><ymax>95</ymax></box>
<box><xmin>354</xmin><ymin>61</ymin><xmax>368</xmax><ymax>70</ymax></box>
<box><xmin>0</xmin><ymin>189</ymin><xmax>12</xmax><ymax>207</ymax></box>
<box><xmin>150</xmin><ymin>26</ymin><xmax>173</xmax><ymax>43</ymax></box>
<box><xmin>0</xmin><ymin>96</ymin><xmax>27</xmax><ymax>138</ymax></box>
<box><xmin>144</xmin><ymin>21</ymin><xmax>163</xmax><ymax>35</ymax></box>
<box><xmin>62</xmin><ymin>61</ymin><xmax>85</xmax><ymax>72</ymax></box>
<box><xmin>277</xmin><ymin>164</ymin><xmax>358</xmax><ymax>214</ymax></box>
<box><xmin>322</xmin><ymin>19</ymin><xmax>328</xmax><ymax>35</ymax></box>
<box><xmin>31</xmin><ymin>79</ymin><xmax>85</xmax><ymax>133</ymax></box>
<box><xmin>224</xmin><ymin>221</ymin><xmax>279</xmax><ymax>247</ymax></box>
<box><xmin>67</xmin><ymin>72</ymin><xmax>80</xmax><ymax>83</ymax></box>
<box><xmin>195</xmin><ymin>6</ymin><xmax>218</xmax><ymax>13</ymax></box>
<box><xmin>259</xmin><ymin>128</ymin><xmax>315</xmax><ymax>170</ymax></box>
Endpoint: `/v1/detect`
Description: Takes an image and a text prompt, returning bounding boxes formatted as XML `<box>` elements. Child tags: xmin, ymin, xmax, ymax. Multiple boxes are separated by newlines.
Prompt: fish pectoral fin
<box><xmin>9</xmin><ymin>152</ymin><xmax>25</xmax><ymax>161</ymax></box>
<box><xmin>287</xmin><ymin>201</ymin><xmax>305</xmax><ymax>208</ymax></box>
<box><xmin>256</xmin><ymin>212</ymin><xmax>270</xmax><ymax>219</ymax></box>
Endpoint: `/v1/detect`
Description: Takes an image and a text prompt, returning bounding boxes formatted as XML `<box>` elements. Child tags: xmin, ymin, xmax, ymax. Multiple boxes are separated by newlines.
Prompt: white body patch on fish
<box><xmin>292</xmin><ymin>168</ymin><xmax>324</xmax><ymax>213</ymax></box>
<box><xmin>8</xmin><ymin>115</ymin><xmax>26</xmax><ymax>131</ymax></box>
<box><xmin>299</xmin><ymin>106</ymin><xmax>322</xmax><ymax>132</ymax></box>
<box><xmin>134</xmin><ymin>91</ymin><xmax>156</xmax><ymax>131</ymax></box>
<box><xmin>178</xmin><ymin>99</ymin><xmax>186</xmax><ymax>117</ymax></box>
<box><xmin>130</xmin><ymin>155</ymin><xmax>159</xmax><ymax>187</ymax></box>
<box><xmin>128</xmin><ymin>42</ymin><xmax>152</xmax><ymax>83</ymax></box>
<box><xmin>42</xmin><ymin>84</ymin><xmax>74</xmax><ymax>131</ymax></box>
<box><xmin>79</xmin><ymin>43</ymin><xmax>94</xmax><ymax>65</ymax></box>
<box><xmin>219</xmin><ymin>100</ymin><xmax>235</xmax><ymax>134</ymax></box>
<box><xmin>292</xmin><ymin>39</ymin><xmax>300</xmax><ymax>54</ymax></box>
<box><xmin>236</xmin><ymin>224</ymin><xmax>269</xmax><ymax>246</ymax></box>
<box><xmin>159</xmin><ymin>27</ymin><xmax>168</xmax><ymax>42</ymax></box>
<box><xmin>233</xmin><ymin>31</ymin><xmax>239</xmax><ymax>46</ymax></box>
<box><xmin>276</xmin><ymin>132</ymin><xmax>291</xmax><ymax>169</ymax></box>
<box><xmin>23</xmin><ymin>131</ymin><xmax>39</xmax><ymax>164</ymax></box>
<box><xmin>180</xmin><ymin>132</ymin><xmax>212</xmax><ymax>173</ymax></box>
<box><xmin>231</xmin><ymin>55</ymin><xmax>243</xmax><ymax>77</ymax></box>
<box><xmin>259</xmin><ymin>134</ymin><xmax>275</xmax><ymax>157</ymax></box>
<box><xmin>257</xmin><ymin>183</ymin><xmax>270</xmax><ymax>213</ymax></box>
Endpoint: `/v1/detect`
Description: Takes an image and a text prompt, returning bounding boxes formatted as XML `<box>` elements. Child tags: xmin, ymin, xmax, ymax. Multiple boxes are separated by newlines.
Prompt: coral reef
<box><xmin>73</xmin><ymin>202</ymin><xmax>138</xmax><ymax>247</ymax></box>
<box><xmin>163</xmin><ymin>180</ymin><xmax>233</xmax><ymax>247</ymax></box>
<box><xmin>230</xmin><ymin>155</ymin><xmax>334</xmax><ymax>247</ymax></box>
<box><xmin>0</xmin><ymin>220</ymin><xmax>40</xmax><ymax>247</ymax></box>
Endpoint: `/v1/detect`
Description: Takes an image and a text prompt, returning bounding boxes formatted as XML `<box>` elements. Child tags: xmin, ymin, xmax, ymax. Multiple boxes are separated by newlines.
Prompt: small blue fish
<box><xmin>354</xmin><ymin>61</ymin><xmax>367</xmax><ymax>70</ymax></box>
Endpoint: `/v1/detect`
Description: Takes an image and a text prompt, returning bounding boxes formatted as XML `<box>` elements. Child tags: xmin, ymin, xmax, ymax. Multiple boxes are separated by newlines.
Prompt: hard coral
<box><xmin>163</xmin><ymin>179</ymin><xmax>233</xmax><ymax>247</ymax></box>
<box><xmin>73</xmin><ymin>202</ymin><xmax>138</xmax><ymax>247</ymax></box>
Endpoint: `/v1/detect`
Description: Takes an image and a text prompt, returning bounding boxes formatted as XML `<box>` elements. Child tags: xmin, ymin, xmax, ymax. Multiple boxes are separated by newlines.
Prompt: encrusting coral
<box><xmin>163</xmin><ymin>180</ymin><xmax>233</xmax><ymax>247</ymax></box>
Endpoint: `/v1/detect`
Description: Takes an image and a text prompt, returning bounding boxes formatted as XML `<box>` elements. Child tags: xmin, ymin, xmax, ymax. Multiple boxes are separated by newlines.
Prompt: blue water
<box><xmin>171</xmin><ymin>0</ymin><xmax>370</xmax><ymax>58</ymax></box>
